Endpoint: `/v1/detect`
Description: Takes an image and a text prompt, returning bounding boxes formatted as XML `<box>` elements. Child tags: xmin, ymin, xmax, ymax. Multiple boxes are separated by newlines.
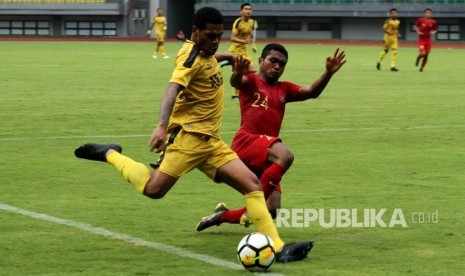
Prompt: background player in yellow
<box><xmin>377</xmin><ymin>8</ymin><xmax>400</xmax><ymax>71</ymax></box>
<box><xmin>225</xmin><ymin>2</ymin><xmax>257</xmax><ymax>99</ymax></box>
<box><xmin>146</xmin><ymin>8</ymin><xmax>169</xmax><ymax>59</ymax></box>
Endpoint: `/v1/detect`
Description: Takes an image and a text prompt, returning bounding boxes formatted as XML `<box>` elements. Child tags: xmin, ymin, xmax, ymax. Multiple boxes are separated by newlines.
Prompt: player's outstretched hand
<box><xmin>149</xmin><ymin>124</ymin><xmax>167</xmax><ymax>153</ymax></box>
<box><xmin>326</xmin><ymin>48</ymin><xmax>346</xmax><ymax>74</ymax></box>
<box><xmin>233</xmin><ymin>55</ymin><xmax>254</xmax><ymax>75</ymax></box>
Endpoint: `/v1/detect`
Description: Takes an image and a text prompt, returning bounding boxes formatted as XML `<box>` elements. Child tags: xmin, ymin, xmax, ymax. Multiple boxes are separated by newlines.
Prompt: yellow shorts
<box><xmin>229</xmin><ymin>46</ymin><xmax>253</xmax><ymax>64</ymax></box>
<box><xmin>156</xmin><ymin>31</ymin><xmax>165</xmax><ymax>42</ymax></box>
<box><xmin>383</xmin><ymin>39</ymin><xmax>398</xmax><ymax>50</ymax></box>
<box><xmin>158</xmin><ymin>128</ymin><xmax>238</xmax><ymax>180</ymax></box>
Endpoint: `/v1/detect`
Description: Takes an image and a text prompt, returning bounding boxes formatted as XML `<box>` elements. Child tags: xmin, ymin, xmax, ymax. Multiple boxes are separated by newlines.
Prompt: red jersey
<box><xmin>236</xmin><ymin>73</ymin><xmax>300</xmax><ymax>137</ymax></box>
<box><xmin>415</xmin><ymin>17</ymin><xmax>437</xmax><ymax>42</ymax></box>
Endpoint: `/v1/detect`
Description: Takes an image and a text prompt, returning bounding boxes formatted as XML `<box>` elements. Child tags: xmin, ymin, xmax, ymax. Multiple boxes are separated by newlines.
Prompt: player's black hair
<box><xmin>193</xmin><ymin>7</ymin><xmax>224</xmax><ymax>30</ymax></box>
<box><xmin>389</xmin><ymin>8</ymin><xmax>397</xmax><ymax>13</ymax></box>
<box><xmin>424</xmin><ymin>8</ymin><xmax>433</xmax><ymax>12</ymax></box>
<box><xmin>261</xmin><ymin>43</ymin><xmax>288</xmax><ymax>60</ymax></box>
<box><xmin>241</xmin><ymin>3</ymin><xmax>252</xmax><ymax>10</ymax></box>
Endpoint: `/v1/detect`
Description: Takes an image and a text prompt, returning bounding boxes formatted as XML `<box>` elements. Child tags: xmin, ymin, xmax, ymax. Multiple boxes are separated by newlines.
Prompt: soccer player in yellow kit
<box><xmin>75</xmin><ymin>7</ymin><xmax>312</xmax><ymax>263</ymax></box>
<box><xmin>377</xmin><ymin>8</ymin><xmax>400</xmax><ymax>71</ymax></box>
<box><xmin>227</xmin><ymin>2</ymin><xmax>257</xmax><ymax>99</ymax></box>
<box><xmin>147</xmin><ymin>8</ymin><xmax>169</xmax><ymax>59</ymax></box>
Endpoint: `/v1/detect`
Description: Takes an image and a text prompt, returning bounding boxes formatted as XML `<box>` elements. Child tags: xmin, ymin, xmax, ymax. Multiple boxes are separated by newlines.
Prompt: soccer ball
<box><xmin>237</xmin><ymin>232</ymin><xmax>276</xmax><ymax>272</ymax></box>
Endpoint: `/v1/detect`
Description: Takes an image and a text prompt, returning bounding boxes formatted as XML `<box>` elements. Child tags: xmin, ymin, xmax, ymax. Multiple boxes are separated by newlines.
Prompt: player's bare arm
<box><xmin>231</xmin><ymin>31</ymin><xmax>250</xmax><ymax>45</ymax></box>
<box><xmin>384</xmin><ymin>27</ymin><xmax>392</xmax><ymax>35</ymax></box>
<box><xmin>149</xmin><ymin>83</ymin><xmax>183</xmax><ymax>152</ymax></box>
<box><xmin>215</xmin><ymin>52</ymin><xmax>235</xmax><ymax>63</ymax></box>
<box><xmin>230</xmin><ymin>55</ymin><xmax>251</xmax><ymax>89</ymax></box>
<box><xmin>296</xmin><ymin>48</ymin><xmax>346</xmax><ymax>101</ymax></box>
<box><xmin>146</xmin><ymin>23</ymin><xmax>155</xmax><ymax>37</ymax></box>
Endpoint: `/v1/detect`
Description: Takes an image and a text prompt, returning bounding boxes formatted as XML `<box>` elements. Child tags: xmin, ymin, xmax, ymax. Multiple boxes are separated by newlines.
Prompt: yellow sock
<box><xmin>106</xmin><ymin>152</ymin><xmax>150</xmax><ymax>194</ymax></box>
<box><xmin>378</xmin><ymin>50</ymin><xmax>386</xmax><ymax>63</ymax></box>
<box><xmin>391</xmin><ymin>49</ymin><xmax>397</xmax><ymax>68</ymax></box>
<box><xmin>244</xmin><ymin>191</ymin><xmax>285</xmax><ymax>251</ymax></box>
<box><xmin>159</xmin><ymin>45</ymin><xmax>166</xmax><ymax>56</ymax></box>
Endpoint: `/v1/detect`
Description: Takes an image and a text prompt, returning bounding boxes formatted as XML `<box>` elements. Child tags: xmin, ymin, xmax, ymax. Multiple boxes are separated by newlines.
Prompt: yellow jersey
<box><xmin>383</xmin><ymin>18</ymin><xmax>400</xmax><ymax>41</ymax></box>
<box><xmin>151</xmin><ymin>16</ymin><xmax>167</xmax><ymax>33</ymax></box>
<box><xmin>168</xmin><ymin>40</ymin><xmax>224</xmax><ymax>138</ymax></box>
<box><xmin>229</xmin><ymin>17</ymin><xmax>255</xmax><ymax>53</ymax></box>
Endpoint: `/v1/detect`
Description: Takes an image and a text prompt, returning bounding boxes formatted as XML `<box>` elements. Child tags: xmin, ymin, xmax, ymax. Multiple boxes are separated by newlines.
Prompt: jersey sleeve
<box><xmin>231</xmin><ymin>18</ymin><xmax>241</xmax><ymax>36</ymax></box>
<box><xmin>282</xmin><ymin>81</ymin><xmax>301</xmax><ymax>103</ymax></box>
<box><xmin>383</xmin><ymin>19</ymin><xmax>389</xmax><ymax>31</ymax></box>
<box><xmin>169</xmin><ymin>47</ymin><xmax>199</xmax><ymax>88</ymax></box>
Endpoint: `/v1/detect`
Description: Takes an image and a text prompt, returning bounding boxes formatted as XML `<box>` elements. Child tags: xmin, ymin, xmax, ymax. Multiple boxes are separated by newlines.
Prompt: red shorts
<box><xmin>418</xmin><ymin>41</ymin><xmax>432</xmax><ymax>53</ymax></box>
<box><xmin>231</xmin><ymin>130</ymin><xmax>282</xmax><ymax>192</ymax></box>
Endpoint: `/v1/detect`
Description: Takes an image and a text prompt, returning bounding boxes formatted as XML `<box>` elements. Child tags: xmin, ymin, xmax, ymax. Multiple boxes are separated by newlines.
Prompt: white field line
<box><xmin>1</xmin><ymin>124</ymin><xmax>464</xmax><ymax>142</ymax></box>
<box><xmin>0</xmin><ymin>203</ymin><xmax>284</xmax><ymax>275</ymax></box>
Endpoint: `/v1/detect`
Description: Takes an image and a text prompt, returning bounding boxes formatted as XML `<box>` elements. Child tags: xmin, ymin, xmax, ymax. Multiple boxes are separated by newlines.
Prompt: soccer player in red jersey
<box><xmin>414</xmin><ymin>8</ymin><xmax>437</xmax><ymax>72</ymax></box>
<box><xmin>197</xmin><ymin>43</ymin><xmax>346</xmax><ymax>231</ymax></box>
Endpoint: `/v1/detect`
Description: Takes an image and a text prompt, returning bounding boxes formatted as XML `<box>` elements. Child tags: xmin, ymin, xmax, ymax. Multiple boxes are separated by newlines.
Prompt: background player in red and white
<box><xmin>197</xmin><ymin>43</ymin><xmax>346</xmax><ymax>230</ymax></box>
<box><xmin>414</xmin><ymin>8</ymin><xmax>437</xmax><ymax>72</ymax></box>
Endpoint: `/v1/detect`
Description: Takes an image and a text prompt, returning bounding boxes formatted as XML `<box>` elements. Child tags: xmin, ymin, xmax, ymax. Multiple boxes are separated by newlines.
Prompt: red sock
<box><xmin>260</xmin><ymin>162</ymin><xmax>286</xmax><ymax>199</ymax></box>
<box><xmin>421</xmin><ymin>56</ymin><xmax>428</xmax><ymax>69</ymax></box>
<box><xmin>220</xmin><ymin>207</ymin><xmax>247</xmax><ymax>223</ymax></box>
<box><xmin>219</xmin><ymin>163</ymin><xmax>286</xmax><ymax>224</ymax></box>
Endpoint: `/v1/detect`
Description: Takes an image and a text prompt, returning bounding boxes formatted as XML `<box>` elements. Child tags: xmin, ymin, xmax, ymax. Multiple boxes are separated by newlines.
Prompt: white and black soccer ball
<box><xmin>237</xmin><ymin>232</ymin><xmax>276</xmax><ymax>272</ymax></box>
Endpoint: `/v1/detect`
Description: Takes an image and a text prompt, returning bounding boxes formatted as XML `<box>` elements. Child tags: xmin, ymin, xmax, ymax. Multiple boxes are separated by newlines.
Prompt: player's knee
<box><xmin>251</xmin><ymin>176</ymin><xmax>262</xmax><ymax>190</ymax></box>
<box><xmin>143</xmin><ymin>185</ymin><xmax>168</xmax><ymax>199</ymax></box>
<box><xmin>242</xmin><ymin>174</ymin><xmax>263</xmax><ymax>194</ymax></box>
<box><xmin>280</xmin><ymin>150</ymin><xmax>294</xmax><ymax>168</ymax></box>
<box><xmin>384</xmin><ymin>49</ymin><xmax>389</xmax><ymax>53</ymax></box>
<box><xmin>271</xmin><ymin>145</ymin><xmax>294</xmax><ymax>169</ymax></box>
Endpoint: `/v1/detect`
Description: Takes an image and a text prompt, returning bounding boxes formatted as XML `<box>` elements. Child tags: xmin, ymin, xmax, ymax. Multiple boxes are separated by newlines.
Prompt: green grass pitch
<box><xmin>1</xmin><ymin>40</ymin><xmax>464</xmax><ymax>275</ymax></box>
